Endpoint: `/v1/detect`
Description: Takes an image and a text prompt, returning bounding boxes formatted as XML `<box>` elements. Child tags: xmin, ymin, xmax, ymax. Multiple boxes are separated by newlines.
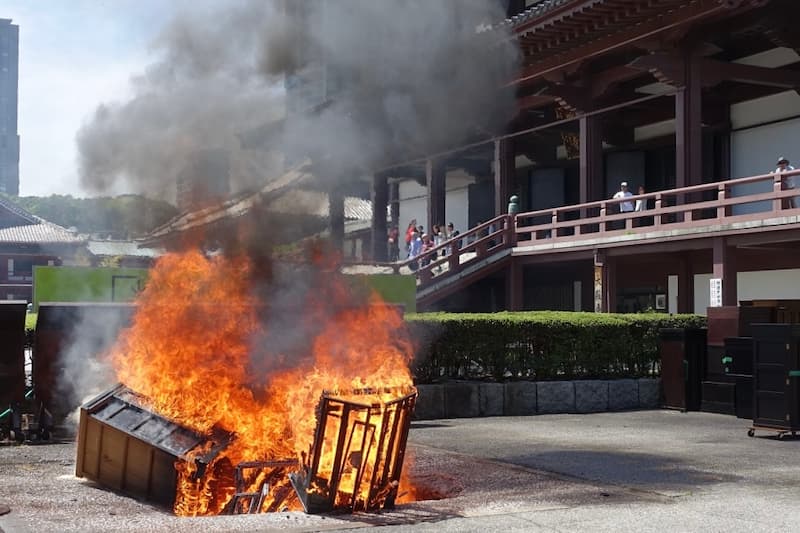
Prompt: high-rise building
<box><xmin>0</xmin><ymin>19</ymin><xmax>19</xmax><ymax>196</ymax></box>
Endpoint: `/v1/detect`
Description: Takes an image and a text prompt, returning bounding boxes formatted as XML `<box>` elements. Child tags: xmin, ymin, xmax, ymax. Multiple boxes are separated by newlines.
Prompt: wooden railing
<box><xmin>515</xmin><ymin>170</ymin><xmax>800</xmax><ymax>246</ymax></box>
<box><xmin>351</xmin><ymin>170</ymin><xmax>800</xmax><ymax>295</ymax></box>
<box><xmin>376</xmin><ymin>214</ymin><xmax>515</xmax><ymax>289</ymax></box>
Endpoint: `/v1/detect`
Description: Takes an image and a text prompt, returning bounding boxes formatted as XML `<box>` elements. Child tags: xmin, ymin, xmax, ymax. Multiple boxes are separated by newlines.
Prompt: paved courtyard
<box><xmin>1</xmin><ymin>410</ymin><xmax>798</xmax><ymax>532</ymax></box>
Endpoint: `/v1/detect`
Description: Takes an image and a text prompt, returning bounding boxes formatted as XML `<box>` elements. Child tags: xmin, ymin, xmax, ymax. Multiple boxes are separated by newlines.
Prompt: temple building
<box><xmin>357</xmin><ymin>0</ymin><xmax>800</xmax><ymax>314</ymax></box>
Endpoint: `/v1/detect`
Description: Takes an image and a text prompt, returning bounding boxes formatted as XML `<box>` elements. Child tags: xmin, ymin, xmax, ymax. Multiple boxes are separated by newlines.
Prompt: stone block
<box><xmin>413</xmin><ymin>384</ymin><xmax>445</xmax><ymax>420</ymax></box>
<box><xmin>444</xmin><ymin>382</ymin><xmax>480</xmax><ymax>418</ymax></box>
<box><xmin>536</xmin><ymin>381</ymin><xmax>575</xmax><ymax>414</ymax></box>
<box><xmin>479</xmin><ymin>383</ymin><xmax>504</xmax><ymax>417</ymax></box>
<box><xmin>575</xmin><ymin>380</ymin><xmax>609</xmax><ymax>413</ymax></box>
<box><xmin>608</xmin><ymin>379</ymin><xmax>639</xmax><ymax>411</ymax></box>
<box><xmin>503</xmin><ymin>381</ymin><xmax>537</xmax><ymax>415</ymax></box>
<box><xmin>638</xmin><ymin>378</ymin><xmax>661</xmax><ymax>409</ymax></box>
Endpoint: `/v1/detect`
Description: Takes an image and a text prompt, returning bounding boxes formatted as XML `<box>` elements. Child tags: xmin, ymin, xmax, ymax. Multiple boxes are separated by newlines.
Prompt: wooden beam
<box><xmin>370</xmin><ymin>173</ymin><xmax>388</xmax><ymax>262</ymax></box>
<box><xmin>628</xmin><ymin>52</ymin><xmax>686</xmax><ymax>87</ymax></box>
<box><xmin>675</xmin><ymin>52</ymin><xmax>703</xmax><ymax>188</ymax></box>
<box><xmin>590</xmin><ymin>65</ymin><xmax>648</xmax><ymax>98</ymax></box>
<box><xmin>517</xmin><ymin>94</ymin><xmax>555</xmax><ymax>111</ymax></box>
<box><xmin>630</xmin><ymin>52</ymin><xmax>800</xmax><ymax>90</ymax></box>
<box><xmin>701</xmin><ymin>58</ymin><xmax>800</xmax><ymax>89</ymax></box>
<box><xmin>426</xmin><ymin>159</ymin><xmax>446</xmax><ymax>233</ymax></box>
<box><xmin>511</xmin><ymin>0</ymin><xmax>727</xmax><ymax>87</ymax></box>
<box><xmin>494</xmin><ymin>138</ymin><xmax>515</xmax><ymax>216</ymax></box>
<box><xmin>579</xmin><ymin>116</ymin><xmax>603</xmax><ymax>203</ymax></box>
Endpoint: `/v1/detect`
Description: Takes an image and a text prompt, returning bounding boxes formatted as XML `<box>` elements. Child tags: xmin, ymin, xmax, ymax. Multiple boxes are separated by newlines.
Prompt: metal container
<box><xmin>751</xmin><ymin>324</ymin><xmax>800</xmax><ymax>433</ymax></box>
<box><xmin>76</xmin><ymin>384</ymin><xmax>232</xmax><ymax>509</ymax></box>
<box><xmin>0</xmin><ymin>301</ymin><xmax>27</xmax><ymax>408</ymax></box>
<box><xmin>659</xmin><ymin>328</ymin><xmax>705</xmax><ymax>411</ymax></box>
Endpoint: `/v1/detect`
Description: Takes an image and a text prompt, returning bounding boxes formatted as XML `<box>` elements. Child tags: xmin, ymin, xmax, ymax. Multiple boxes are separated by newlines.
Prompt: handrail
<box><xmin>347</xmin><ymin>214</ymin><xmax>515</xmax><ymax>289</ymax></box>
<box><xmin>515</xmin><ymin>169</ymin><xmax>800</xmax><ymax>246</ymax></box>
<box><xmin>516</xmin><ymin>169</ymin><xmax>800</xmax><ymax>219</ymax></box>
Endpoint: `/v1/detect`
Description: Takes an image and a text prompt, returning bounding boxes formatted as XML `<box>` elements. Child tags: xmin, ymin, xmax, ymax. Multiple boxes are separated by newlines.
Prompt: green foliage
<box><xmin>405</xmin><ymin>311</ymin><xmax>706</xmax><ymax>383</ymax></box>
<box><xmin>3</xmin><ymin>194</ymin><xmax>178</xmax><ymax>238</ymax></box>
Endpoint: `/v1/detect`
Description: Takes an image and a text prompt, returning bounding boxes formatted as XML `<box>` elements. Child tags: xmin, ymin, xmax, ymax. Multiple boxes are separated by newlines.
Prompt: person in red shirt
<box><xmin>404</xmin><ymin>219</ymin><xmax>417</xmax><ymax>257</ymax></box>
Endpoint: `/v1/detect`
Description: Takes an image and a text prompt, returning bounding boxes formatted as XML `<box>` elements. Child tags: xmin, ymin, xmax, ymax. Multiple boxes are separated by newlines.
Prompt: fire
<box><xmin>109</xmin><ymin>249</ymin><xmax>415</xmax><ymax>515</ymax></box>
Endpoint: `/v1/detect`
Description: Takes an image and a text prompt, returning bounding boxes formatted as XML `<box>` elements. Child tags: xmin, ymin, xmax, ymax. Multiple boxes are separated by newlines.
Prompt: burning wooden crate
<box><xmin>290</xmin><ymin>386</ymin><xmax>417</xmax><ymax>513</ymax></box>
<box><xmin>76</xmin><ymin>385</ymin><xmax>233</xmax><ymax>508</ymax></box>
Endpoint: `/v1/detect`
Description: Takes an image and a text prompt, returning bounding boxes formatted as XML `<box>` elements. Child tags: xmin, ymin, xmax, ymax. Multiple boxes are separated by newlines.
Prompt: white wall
<box><xmin>668</xmin><ymin>275</ymin><xmax>678</xmax><ymax>315</ymax></box>
<box><xmin>730</xmin><ymin>117</ymin><xmax>800</xmax><ymax>214</ymax></box>
<box><xmin>738</xmin><ymin>269</ymin><xmax>800</xmax><ymax>301</ymax></box>
<box><xmin>694</xmin><ymin>273</ymin><xmax>713</xmax><ymax>315</ymax></box>
<box><xmin>397</xmin><ymin>171</ymin><xmax>473</xmax><ymax>237</ymax></box>
<box><xmin>693</xmin><ymin>269</ymin><xmax>800</xmax><ymax>315</ymax></box>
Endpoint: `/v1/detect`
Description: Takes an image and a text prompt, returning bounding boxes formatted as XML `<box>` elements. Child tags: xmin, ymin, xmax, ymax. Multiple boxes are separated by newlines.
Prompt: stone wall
<box><xmin>414</xmin><ymin>378</ymin><xmax>660</xmax><ymax>420</ymax></box>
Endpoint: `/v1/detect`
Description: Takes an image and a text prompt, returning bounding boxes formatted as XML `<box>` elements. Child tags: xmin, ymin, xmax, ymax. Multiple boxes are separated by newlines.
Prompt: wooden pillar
<box><xmin>426</xmin><ymin>159</ymin><xmax>446</xmax><ymax>234</ymax></box>
<box><xmin>677</xmin><ymin>254</ymin><xmax>693</xmax><ymax>314</ymax></box>
<box><xmin>389</xmin><ymin>182</ymin><xmax>400</xmax><ymax>228</ymax></box>
<box><xmin>605</xmin><ymin>256</ymin><xmax>617</xmax><ymax>313</ymax></box>
<box><xmin>579</xmin><ymin>115</ymin><xmax>603</xmax><ymax>203</ymax></box>
<box><xmin>328</xmin><ymin>187</ymin><xmax>345</xmax><ymax>252</ymax></box>
<box><xmin>712</xmin><ymin>237</ymin><xmax>737</xmax><ymax>307</ymax></box>
<box><xmin>370</xmin><ymin>173</ymin><xmax>388</xmax><ymax>262</ymax></box>
<box><xmin>494</xmin><ymin>138</ymin><xmax>515</xmax><ymax>215</ymax></box>
<box><xmin>675</xmin><ymin>52</ymin><xmax>703</xmax><ymax>189</ymax></box>
<box><xmin>506</xmin><ymin>259</ymin><xmax>523</xmax><ymax>311</ymax></box>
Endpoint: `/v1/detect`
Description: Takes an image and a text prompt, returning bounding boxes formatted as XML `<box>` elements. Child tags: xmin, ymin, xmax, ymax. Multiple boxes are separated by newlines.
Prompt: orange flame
<box><xmin>110</xmin><ymin>250</ymin><xmax>415</xmax><ymax>515</ymax></box>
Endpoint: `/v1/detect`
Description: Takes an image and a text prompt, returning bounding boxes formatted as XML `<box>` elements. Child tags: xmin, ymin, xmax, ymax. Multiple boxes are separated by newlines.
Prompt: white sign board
<box><xmin>709</xmin><ymin>278</ymin><xmax>723</xmax><ymax>308</ymax></box>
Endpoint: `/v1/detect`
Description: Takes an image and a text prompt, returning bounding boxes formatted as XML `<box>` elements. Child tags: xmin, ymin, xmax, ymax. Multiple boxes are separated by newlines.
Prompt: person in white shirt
<box><xmin>634</xmin><ymin>185</ymin><xmax>647</xmax><ymax>212</ymax></box>
<box><xmin>613</xmin><ymin>182</ymin><xmax>634</xmax><ymax>213</ymax></box>
<box><xmin>774</xmin><ymin>157</ymin><xmax>799</xmax><ymax>208</ymax></box>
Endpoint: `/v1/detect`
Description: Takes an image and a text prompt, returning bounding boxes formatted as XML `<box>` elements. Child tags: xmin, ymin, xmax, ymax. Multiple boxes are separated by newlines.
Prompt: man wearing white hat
<box><xmin>613</xmin><ymin>181</ymin><xmax>634</xmax><ymax>212</ymax></box>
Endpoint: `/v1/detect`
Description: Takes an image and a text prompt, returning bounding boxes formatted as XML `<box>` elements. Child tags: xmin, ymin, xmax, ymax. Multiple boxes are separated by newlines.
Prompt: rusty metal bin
<box><xmin>659</xmin><ymin>328</ymin><xmax>706</xmax><ymax>411</ymax></box>
<box><xmin>0</xmin><ymin>301</ymin><xmax>27</xmax><ymax>408</ymax></box>
<box><xmin>750</xmin><ymin>324</ymin><xmax>800</xmax><ymax>435</ymax></box>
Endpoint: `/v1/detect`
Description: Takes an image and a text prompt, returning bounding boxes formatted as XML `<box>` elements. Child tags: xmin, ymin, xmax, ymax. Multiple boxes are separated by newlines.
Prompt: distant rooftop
<box><xmin>0</xmin><ymin>197</ymin><xmax>84</xmax><ymax>245</ymax></box>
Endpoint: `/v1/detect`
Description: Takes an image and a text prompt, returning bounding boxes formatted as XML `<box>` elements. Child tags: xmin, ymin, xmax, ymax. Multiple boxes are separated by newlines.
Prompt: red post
<box><xmin>773</xmin><ymin>172</ymin><xmax>783</xmax><ymax>212</ymax></box>
<box><xmin>717</xmin><ymin>184</ymin><xmax>726</xmax><ymax>219</ymax></box>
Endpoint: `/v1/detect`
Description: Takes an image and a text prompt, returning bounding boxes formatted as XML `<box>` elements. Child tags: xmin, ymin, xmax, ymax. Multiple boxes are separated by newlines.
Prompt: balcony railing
<box><xmin>515</xmin><ymin>170</ymin><xmax>800</xmax><ymax>246</ymax></box>
<box><xmin>370</xmin><ymin>214</ymin><xmax>515</xmax><ymax>289</ymax></box>
<box><xmin>352</xmin><ymin>170</ymin><xmax>800</xmax><ymax>293</ymax></box>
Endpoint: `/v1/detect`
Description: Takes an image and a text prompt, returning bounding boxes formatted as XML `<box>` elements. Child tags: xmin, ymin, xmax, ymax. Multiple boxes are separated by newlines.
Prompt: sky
<box><xmin>4</xmin><ymin>0</ymin><xmax>201</xmax><ymax>197</ymax></box>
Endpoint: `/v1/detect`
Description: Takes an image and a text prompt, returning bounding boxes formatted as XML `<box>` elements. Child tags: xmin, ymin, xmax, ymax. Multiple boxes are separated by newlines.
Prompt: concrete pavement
<box><xmin>1</xmin><ymin>410</ymin><xmax>798</xmax><ymax>532</ymax></box>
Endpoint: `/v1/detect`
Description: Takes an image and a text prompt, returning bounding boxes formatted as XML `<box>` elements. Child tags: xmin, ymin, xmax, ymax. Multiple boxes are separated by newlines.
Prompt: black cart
<box><xmin>749</xmin><ymin>324</ymin><xmax>800</xmax><ymax>438</ymax></box>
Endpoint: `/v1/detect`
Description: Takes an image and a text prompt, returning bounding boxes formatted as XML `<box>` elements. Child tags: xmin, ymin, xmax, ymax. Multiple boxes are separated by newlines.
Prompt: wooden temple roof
<box><xmin>503</xmin><ymin>0</ymin><xmax>771</xmax><ymax>88</ymax></box>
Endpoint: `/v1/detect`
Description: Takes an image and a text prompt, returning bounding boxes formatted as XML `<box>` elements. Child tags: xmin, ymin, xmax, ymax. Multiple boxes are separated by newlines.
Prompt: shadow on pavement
<box><xmin>502</xmin><ymin>449</ymin><xmax>739</xmax><ymax>492</ymax></box>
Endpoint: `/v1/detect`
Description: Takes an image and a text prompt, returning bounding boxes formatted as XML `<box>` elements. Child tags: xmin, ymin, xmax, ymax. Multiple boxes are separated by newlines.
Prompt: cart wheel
<box><xmin>747</xmin><ymin>429</ymin><xmax>755</xmax><ymax>437</ymax></box>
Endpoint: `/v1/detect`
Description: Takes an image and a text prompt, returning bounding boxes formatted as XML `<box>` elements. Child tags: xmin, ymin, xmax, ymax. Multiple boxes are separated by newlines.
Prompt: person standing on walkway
<box><xmin>635</xmin><ymin>185</ymin><xmax>647</xmax><ymax>212</ymax></box>
<box><xmin>613</xmin><ymin>182</ymin><xmax>634</xmax><ymax>213</ymax></box>
<box><xmin>773</xmin><ymin>156</ymin><xmax>799</xmax><ymax>208</ymax></box>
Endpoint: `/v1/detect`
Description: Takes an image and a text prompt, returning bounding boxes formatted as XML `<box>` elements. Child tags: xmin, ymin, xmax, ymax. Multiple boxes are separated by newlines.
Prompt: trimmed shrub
<box><xmin>406</xmin><ymin>311</ymin><xmax>705</xmax><ymax>383</ymax></box>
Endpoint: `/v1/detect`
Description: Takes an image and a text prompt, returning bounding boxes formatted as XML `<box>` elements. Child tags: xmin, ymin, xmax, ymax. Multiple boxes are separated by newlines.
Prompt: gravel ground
<box><xmin>1</xmin><ymin>411</ymin><xmax>798</xmax><ymax>532</ymax></box>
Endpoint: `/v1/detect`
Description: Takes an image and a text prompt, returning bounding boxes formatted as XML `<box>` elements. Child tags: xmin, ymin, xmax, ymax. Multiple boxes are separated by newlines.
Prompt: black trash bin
<box><xmin>750</xmin><ymin>324</ymin><xmax>800</xmax><ymax>437</ymax></box>
<box><xmin>660</xmin><ymin>328</ymin><xmax>706</xmax><ymax>411</ymax></box>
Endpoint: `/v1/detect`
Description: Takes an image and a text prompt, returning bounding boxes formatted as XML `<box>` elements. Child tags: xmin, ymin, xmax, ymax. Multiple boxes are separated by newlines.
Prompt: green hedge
<box><xmin>405</xmin><ymin>312</ymin><xmax>706</xmax><ymax>383</ymax></box>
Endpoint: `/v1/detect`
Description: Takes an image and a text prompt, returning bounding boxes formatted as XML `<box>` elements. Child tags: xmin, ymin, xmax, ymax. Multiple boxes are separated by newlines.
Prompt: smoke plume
<box><xmin>77</xmin><ymin>0</ymin><xmax>518</xmax><ymax>198</ymax></box>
